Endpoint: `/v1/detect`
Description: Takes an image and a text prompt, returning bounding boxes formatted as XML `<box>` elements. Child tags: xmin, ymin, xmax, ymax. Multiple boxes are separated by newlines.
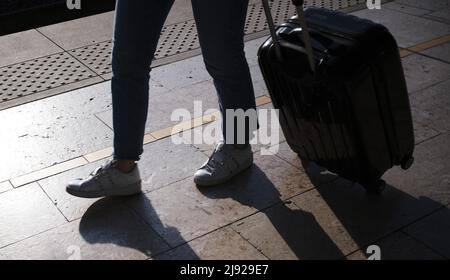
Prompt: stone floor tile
<box><xmin>384</xmin><ymin>2</ymin><xmax>432</xmax><ymax>16</ymax></box>
<box><xmin>165</xmin><ymin>0</ymin><xmax>194</xmax><ymax>26</ymax></box>
<box><xmin>412</xmin><ymin>121</ymin><xmax>440</xmax><ymax>144</ymax></box>
<box><xmin>0</xmin><ymin>29</ymin><xmax>62</xmax><ymax>68</ymax></box>
<box><xmin>0</xmin><ymin>199</ymin><xmax>169</xmax><ymax>260</ymax></box>
<box><xmin>137</xmin><ymin>138</ymin><xmax>208</xmax><ymax>193</ymax></box>
<box><xmin>245</xmin><ymin>37</ymin><xmax>267</xmax><ymax>68</ymax></box>
<box><xmin>95</xmin><ymin>80</ymin><xmax>219</xmax><ymax>133</ymax></box>
<box><xmin>346</xmin><ymin>231</ymin><xmax>444</xmax><ymax>260</ymax></box>
<box><xmin>0</xmin><ymin>114</ymin><xmax>113</xmax><ymax>183</ymax></box>
<box><xmin>38</xmin><ymin>161</ymin><xmax>109</xmax><ymax>221</ymax></box>
<box><xmin>271</xmin><ymin>141</ymin><xmax>302</xmax><ymax>169</ymax></box>
<box><xmin>0</xmin><ymin>81</ymin><xmax>114</xmax><ymax>182</ymax></box>
<box><xmin>384</xmin><ymin>132</ymin><xmax>450</xmax><ymax>205</ymax></box>
<box><xmin>250</xmin><ymin>65</ymin><xmax>269</xmax><ymax>98</ymax></box>
<box><xmin>410</xmin><ymin>79</ymin><xmax>450</xmax><ymax>134</ymax></box>
<box><xmin>232</xmin><ymin>196</ymin><xmax>353</xmax><ymax>259</ymax></box>
<box><xmin>422</xmin><ymin>42</ymin><xmax>450</xmax><ymax>63</ymax></box>
<box><xmin>395</xmin><ymin>0</ymin><xmax>449</xmax><ymax>12</ymax></box>
<box><xmin>403</xmin><ymin>54</ymin><xmax>450</xmax><ymax>94</ymax></box>
<box><xmin>150</xmin><ymin>55</ymin><xmax>211</xmax><ymax>91</ymax></box>
<box><xmin>37</xmin><ymin>12</ymin><xmax>114</xmax><ymax>50</ymax></box>
<box><xmin>153</xmin><ymin>227</ymin><xmax>267</xmax><ymax>260</ymax></box>
<box><xmin>0</xmin><ymin>181</ymin><xmax>12</xmax><ymax>194</ymax></box>
<box><xmin>352</xmin><ymin>8</ymin><xmax>450</xmax><ymax>48</ymax></box>
<box><xmin>425</xmin><ymin>8</ymin><xmax>450</xmax><ymax>24</ymax></box>
<box><xmin>404</xmin><ymin>206</ymin><xmax>450</xmax><ymax>258</ymax></box>
<box><xmin>0</xmin><ymin>183</ymin><xmax>66</xmax><ymax>248</ymax></box>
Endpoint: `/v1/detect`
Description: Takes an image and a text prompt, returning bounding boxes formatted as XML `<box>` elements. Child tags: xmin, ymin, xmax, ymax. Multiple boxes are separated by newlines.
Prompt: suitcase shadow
<box><xmin>300</xmin><ymin>159</ymin><xmax>447</xmax><ymax>259</ymax></box>
<box><xmin>199</xmin><ymin>160</ymin><xmax>447</xmax><ymax>259</ymax></box>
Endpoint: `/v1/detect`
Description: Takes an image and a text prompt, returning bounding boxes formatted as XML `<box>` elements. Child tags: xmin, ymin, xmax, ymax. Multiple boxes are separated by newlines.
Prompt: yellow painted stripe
<box><xmin>149</xmin><ymin>126</ymin><xmax>174</xmax><ymax>140</ymax></box>
<box><xmin>150</xmin><ymin>111</ymin><xmax>220</xmax><ymax>139</ymax></box>
<box><xmin>11</xmin><ymin>157</ymin><xmax>88</xmax><ymax>188</ymax></box>
<box><xmin>256</xmin><ymin>95</ymin><xmax>272</xmax><ymax>106</ymax></box>
<box><xmin>407</xmin><ymin>34</ymin><xmax>450</xmax><ymax>54</ymax></box>
<box><xmin>143</xmin><ymin>133</ymin><xmax>157</xmax><ymax>145</ymax></box>
<box><xmin>84</xmin><ymin>135</ymin><xmax>156</xmax><ymax>163</ymax></box>
<box><xmin>399</xmin><ymin>48</ymin><xmax>414</xmax><ymax>58</ymax></box>
<box><xmin>84</xmin><ymin>146</ymin><xmax>114</xmax><ymax>163</ymax></box>
<box><xmin>400</xmin><ymin>34</ymin><xmax>450</xmax><ymax>58</ymax></box>
<box><xmin>0</xmin><ymin>181</ymin><xmax>13</xmax><ymax>193</ymax></box>
<box><xmin>150</xmin><ymin>95</ymin><xmax>269</xmax><ymax>140</ymax></box>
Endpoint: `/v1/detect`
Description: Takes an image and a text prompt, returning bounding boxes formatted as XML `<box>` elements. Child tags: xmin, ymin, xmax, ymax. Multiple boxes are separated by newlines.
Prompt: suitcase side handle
<box><xmin>262</xmin><ymin>0</ymin><xmax>316</xmax><ymax>72</ymax></box>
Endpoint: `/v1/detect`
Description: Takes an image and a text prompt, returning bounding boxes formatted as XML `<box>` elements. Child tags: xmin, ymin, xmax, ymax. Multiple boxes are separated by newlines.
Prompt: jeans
<box><xmin>111</xmin><ymin>0</ymin><xmax>257</xmax><ymax>161</ymax></box>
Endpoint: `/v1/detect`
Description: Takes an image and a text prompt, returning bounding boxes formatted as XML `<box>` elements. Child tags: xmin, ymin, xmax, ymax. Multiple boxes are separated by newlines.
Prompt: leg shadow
<box><xmin>198</xmin><ymin>163</ymin><xmax>346</xmax><ymax>259</ymax></box>
<box><xmin>79</xmin><ymin>193</ymin><xmax>200</xmax><ymax>260</ymax></box>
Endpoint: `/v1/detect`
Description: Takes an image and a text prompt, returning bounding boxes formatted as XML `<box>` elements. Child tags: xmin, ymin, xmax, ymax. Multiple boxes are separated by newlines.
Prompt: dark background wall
<box><xmin>0</xmin><ymin>0</ymin><xmax>65</xmax><ymax>16</ymax></box>
<box><xmin>0</xmin><ymin>0</ymin><xmax>116</xmax><ymax>36</ymax></box>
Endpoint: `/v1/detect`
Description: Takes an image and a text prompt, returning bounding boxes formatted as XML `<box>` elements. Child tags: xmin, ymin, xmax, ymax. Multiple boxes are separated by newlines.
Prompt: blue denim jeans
<box><xmin>111</xmin><ymin>0</ymin><xmax>256</xmax><ymax>161</ymax></box>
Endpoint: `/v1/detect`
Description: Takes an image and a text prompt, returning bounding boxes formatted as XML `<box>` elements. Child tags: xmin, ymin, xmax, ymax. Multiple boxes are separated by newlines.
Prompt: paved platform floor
<box><xmin>0</xmin><ymin>0</ymin><xmax>449</xmax><ymax>259</ymax></box>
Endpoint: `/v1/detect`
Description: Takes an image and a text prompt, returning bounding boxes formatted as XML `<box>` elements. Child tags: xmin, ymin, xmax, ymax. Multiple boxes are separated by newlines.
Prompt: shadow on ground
<box><xmin>77</xmin><ymin>157</ymin><xmax>447</xmax><ymax>260</ymax></box>
<box><xmin>198</xmin><ymin>159</ymin><xmax>447</xmax><ymax>260</ymax></box>
<box><xmin>79</xmin><ymin>194</ymin><xmax>199</xmax><ymax>259</ymax></box>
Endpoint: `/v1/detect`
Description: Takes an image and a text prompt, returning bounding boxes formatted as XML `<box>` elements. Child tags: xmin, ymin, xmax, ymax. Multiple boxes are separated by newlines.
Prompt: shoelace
<box><xmin>89</xmin><ymin>160</ymin><xmax>112</xmax><ymax>177</ymax></box>
<box><xmin>204</xmin><ymin>146</ymin><xmax>234</xmax><ymax>173</ymax></box>
<box><xmin>81</xmin><ymin>160</ymin><xmax>114</xmax><ymax>189</ymax></box>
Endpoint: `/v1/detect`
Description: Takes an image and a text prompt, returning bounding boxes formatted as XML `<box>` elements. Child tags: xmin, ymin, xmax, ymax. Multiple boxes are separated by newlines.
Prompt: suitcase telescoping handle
<box><xmin>262</xmin><ymin>0</ymin><xmax>316</xmax><ymax>72</ymax></box>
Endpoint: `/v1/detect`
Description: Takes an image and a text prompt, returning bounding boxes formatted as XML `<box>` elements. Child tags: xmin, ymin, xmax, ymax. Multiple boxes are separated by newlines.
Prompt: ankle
<box><xmin>113</xmin><ymin>160</ymin><xmax>136</xmax><ymax>173</ymax></box>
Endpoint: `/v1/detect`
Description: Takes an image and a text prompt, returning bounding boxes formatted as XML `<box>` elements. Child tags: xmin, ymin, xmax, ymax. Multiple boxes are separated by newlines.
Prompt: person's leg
<box><xmin>191</xmin><ymin>0</ymin><xmax>256</xmax><ymax>145</ymax></box>
<box><xmin>66</xmin><ymin>0</ymin><xmax>174</xmax><ymax>198</ymax></box>
<box><xmin>112</xmin><ymin>0</ymin><xmax>175</xmax><ymax>170</ymax></box>
<box><xmin>192</xmin><ymin>0</ymin><xmax>257</xmax><ymax>186</ymax></box>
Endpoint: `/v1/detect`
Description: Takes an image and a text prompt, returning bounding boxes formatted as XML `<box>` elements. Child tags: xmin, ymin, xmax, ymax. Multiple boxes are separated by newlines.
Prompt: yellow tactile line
<box><xmin>11</xmin><ymin>157</ymin><xmax>88</xmax><ymax>187</ymax></box>
<box><xmin>400</xmin><ymin>34</ymin><xmax>450</xmax><ymax>58</ymax></box>
<box><xmin>399</xmin><ymin>49</ymin><xmax>414</xmax><ymax>58</ymax></box>
<box><xmin>10</xmin><ymin>95</ymin><xmax>272</xmax><ymax>188</ymax></box>
<box><xmin>8</xmin><ymin>34</ymin><xmax>450</xmax><ymax>188</ymax></box>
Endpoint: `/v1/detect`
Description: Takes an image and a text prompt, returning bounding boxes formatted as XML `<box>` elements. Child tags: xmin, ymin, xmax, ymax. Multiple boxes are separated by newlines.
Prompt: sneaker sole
<box><xmin>65</xmin><ymin>181</ymin><xmax>142</xmax><ymax>198</ymax></box>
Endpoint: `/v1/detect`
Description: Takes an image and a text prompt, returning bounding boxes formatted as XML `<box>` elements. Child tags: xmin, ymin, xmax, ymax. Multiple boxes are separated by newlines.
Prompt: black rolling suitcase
<box><xmin>258</xmin><ymin>0</ymin><xmax>415</xmax><ymax>193</ymax></box>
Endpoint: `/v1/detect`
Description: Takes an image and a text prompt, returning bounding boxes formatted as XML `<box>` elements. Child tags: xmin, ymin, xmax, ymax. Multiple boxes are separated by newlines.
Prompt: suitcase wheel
<box><xmin>364</xmin><ymin>179</ymin><xmax>386</xmax><ymax>195</ymax></box>
<box><xmin>401</xmin><ymin>155</ymin><xmax>414</xmax><ymax>170</ymax></box>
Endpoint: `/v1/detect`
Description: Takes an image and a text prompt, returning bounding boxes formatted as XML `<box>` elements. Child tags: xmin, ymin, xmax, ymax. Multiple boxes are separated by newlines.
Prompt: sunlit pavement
<box><xmin>0</xmin><ymin>0</ymin><xmax>449</xmax><ymax>260</ymax></box>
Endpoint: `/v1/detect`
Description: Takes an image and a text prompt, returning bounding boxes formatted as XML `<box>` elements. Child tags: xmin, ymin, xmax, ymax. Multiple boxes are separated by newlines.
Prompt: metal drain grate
<box><xmin>0</xmin><ymin>0</ymin><xmax>370</xmax><ymax>107</ymax></box>
<box><xmin>0</xmin><ymin>52</ymin><xmax>95</xmax><ymax>102</ymax></box>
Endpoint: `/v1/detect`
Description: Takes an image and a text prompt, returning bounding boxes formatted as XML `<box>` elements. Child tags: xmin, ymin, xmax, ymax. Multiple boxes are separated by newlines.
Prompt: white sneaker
<box><xmin>66</xmin><ymin>159</ymin><xmax>142</xmax><ymax>198</ymax></box>
<box><xmin>194</xmin><ymin>141</ymin><xmax>253</xmax><ymax>187</ymax></box>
